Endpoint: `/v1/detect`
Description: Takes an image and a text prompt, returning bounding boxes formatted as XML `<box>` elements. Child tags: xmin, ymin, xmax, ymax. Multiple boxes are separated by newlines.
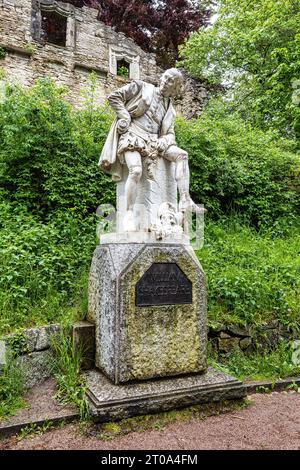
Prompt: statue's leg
<box><xmin>123</xmin><ymin>151</ymin><xmax>142</xmax><ymax>231</ymax></box>
<box><xmin>164</xmin><ymin>146</ymin><xmax>204</xmax><ymax>213</ymax></box>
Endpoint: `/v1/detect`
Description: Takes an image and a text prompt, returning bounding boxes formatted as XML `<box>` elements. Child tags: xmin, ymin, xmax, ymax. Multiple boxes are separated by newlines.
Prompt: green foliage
<box><xmin>6</xmin><ymin>332</ymin><xmax>28</xmax><ymax>357</ymax></box>
<box><xmin>0</xmin><ymin>202</ymin><xmax>95</xmax><ymax>335</ymax></box>
<box><xmin>209</xmin><ymin>339</ymin><xmax>300</xmax><ymax>381</ymax></box>
<box><xmin>0</xmin><ymin>77</ymin><xmax>114</xmax><ymax>216</ymax></box>
<box><xmin>176</xmin><ymin>104</ymin><xmax>300</xmax><ymax>227</ymax></box>
<box><xmin>117</xmin><ymin>65</ymin><xmax>129</xmax><ymax>78</ymax></box>
<box><xmin>17</xmin><ymin>420</ymin><xmax>53</xmax><ymax>440</ymax></box>
<box><xmin>287</xmin><ymin>382</ymin><xmax>300</xmax><ymax>392</ymax></box>
<box><xmin>179</xmin><ymin>0</ymin><xmax>300</xmax><ymax>139</ymax></box>
<box><xmin>50</xmin><ymin>330</ymin><xmax>89</xmax><ymax>420</ymax></box>
<box><xmin>24</xmin><ymin>43</ymin><xmax>36</xmax><ymax>55</ymax></box>
<box><xmin>0</xmin><ymin>353</ymin><xmax>25</xmax><ymax>420</ymax></box>
<box><xmin>0</xmin><ymin>77</ymin><xmax>298</xmax><ymax>228</ymax></box>
<box><xmin>0</xmin><ymin>47</ymin><xmax>6</xmax><ymax>60</ymax></box>
<box><xmin>198</xmin><ymin>218</ymin><xmax>300</xmax><ymax>328</ymax></box>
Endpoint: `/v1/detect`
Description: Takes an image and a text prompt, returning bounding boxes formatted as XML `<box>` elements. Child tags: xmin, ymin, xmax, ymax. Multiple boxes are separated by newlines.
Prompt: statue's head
<box><xmin>159</xmin><ymin>68</ymin><xmax>184</xmax><ymax>98</ymax></box>
<box><xmin>158</xmin><ymin>202</ymin><xmax>183</xmax><ymax>227</ymax></box>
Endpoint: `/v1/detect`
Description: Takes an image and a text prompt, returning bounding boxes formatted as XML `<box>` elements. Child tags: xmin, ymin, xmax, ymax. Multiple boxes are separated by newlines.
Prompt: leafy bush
<box><xmin>176</xmin><ymin>101</ymin><xmax>300</xmax><ymax>228</ymax></box>
<box><xmin>0</xmin><ymin>78</ymin><xmax>115</xmax><ymax>217</ymax></box>
<box><xmin>198</xmin><ymin>218</ymin><xmax>300</xmax><ymax>328</ymax></box>
<box><xmin>0</xmin><ymin>79</ymin><xmax>298</xmax><ymax>229</ymax></box>
<box><xmin>0</xmin><ymin>202</ymin><xmax>96</xmax><ymax>334</ymax></box>
<box><xmin>179</xmin><ymin>0</ymin><xmax>300</xmax><ymax>140</ymax></box>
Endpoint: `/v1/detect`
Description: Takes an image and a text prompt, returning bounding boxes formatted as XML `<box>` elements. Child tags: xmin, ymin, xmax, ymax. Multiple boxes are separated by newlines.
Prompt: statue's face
<box><xmin>160</xmin><ymin>212</ymin><xmax>177</xmax><ymax>227</ymax></box>
<box><xmin>159</xmin><ymin>73</ymin><xmax>180</xmax><ymax>98</ymax></box>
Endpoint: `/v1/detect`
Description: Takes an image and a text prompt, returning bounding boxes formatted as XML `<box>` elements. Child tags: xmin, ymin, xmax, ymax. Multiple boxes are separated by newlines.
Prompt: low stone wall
<box><xmin>0</xmin><ymin>324</ymin><xmax>60</xmax><ymax>388</ymax></box>
<box><xmin>1</xmin><ymin>320</ymin><xmax>298</xmax><ymax>389</ymax></box>
<box><xmin>209</xmin><ymin>320</ymin><xmax>299</xmax><ymax>354</ymax></box>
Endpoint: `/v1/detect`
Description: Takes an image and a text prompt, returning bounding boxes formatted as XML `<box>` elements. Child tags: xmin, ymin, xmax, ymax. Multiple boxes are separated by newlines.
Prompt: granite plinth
<box><xmin>88</xmin><ymin>243</ymin><xmax>207</xmax><ymax>384</ymax></box>
<box><xmin>85</xmin><ymin>367</ymin><xmax>247</xmax><ymax>423</ymax></box>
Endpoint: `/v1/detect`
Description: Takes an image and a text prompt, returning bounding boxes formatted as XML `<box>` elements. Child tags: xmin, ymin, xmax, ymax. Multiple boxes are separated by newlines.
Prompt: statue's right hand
<box><xmin>117</xmin><ymin>118</ymin><xmax>131</xmax><ymax>134</ymax></box>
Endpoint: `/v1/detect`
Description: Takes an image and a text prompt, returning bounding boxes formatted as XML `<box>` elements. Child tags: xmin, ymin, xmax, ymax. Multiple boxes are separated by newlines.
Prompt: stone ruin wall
<box><xmin>0</xmin><ymin>0</ymin><xmax>208</xmax><ymax>117</ymax></box>
<box><xmin>0</xmin><ymin>0</ymin><xmax>160</xmax><ymax>107</ymax></box>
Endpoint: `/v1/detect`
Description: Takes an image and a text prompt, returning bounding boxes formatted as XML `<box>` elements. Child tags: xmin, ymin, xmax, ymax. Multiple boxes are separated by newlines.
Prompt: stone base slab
<box><xmin>84</xmin><ymin>367</ymin><xmax>246</xmax><ymax>423</ymax></box>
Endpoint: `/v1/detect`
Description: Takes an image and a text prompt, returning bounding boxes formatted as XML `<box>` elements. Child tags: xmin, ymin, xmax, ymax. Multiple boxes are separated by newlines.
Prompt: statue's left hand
<box><xmin>157</xmin><ymin>138</ymin><xmax>167</xmax><ymax>154</ymax></box>
<box><xmin>117</xmin><ymin>118</ymin><xmax>131</xmax><ymax>135</ymax></box>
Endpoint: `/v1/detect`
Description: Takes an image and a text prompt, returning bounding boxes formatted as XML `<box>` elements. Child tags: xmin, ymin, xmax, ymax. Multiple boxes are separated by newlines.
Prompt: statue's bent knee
<box><xmin>129</xmin><ymin>165</ymin><xmax>143</xmax><ymax>181</ymax></box>
<box><xmin>176</xmin><ymin>150</ymin><xmax>188</xmax><ymax>161</ymax></box>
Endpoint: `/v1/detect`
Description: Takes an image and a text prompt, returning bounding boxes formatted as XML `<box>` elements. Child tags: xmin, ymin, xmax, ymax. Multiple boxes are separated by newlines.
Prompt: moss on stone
<box><xmin>123</xmin><ymin>246</ymin><xmax>207</xmax><ymax>381</ymax></box>
<box><xmin>95</xmin><ymin>398</ymin><xmax>250</xmax><ymax>441</ymax></box>
<box><xmin>90</xmin><ymin>244</ymin><xmax>207</xmax><ymax>383</ymax></box>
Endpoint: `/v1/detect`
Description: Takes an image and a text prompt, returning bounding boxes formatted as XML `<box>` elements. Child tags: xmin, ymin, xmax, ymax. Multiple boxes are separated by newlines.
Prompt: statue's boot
<box><xmin>123</xmin><ymin>210</ymin><xmax>136</xmax><ymax>232</ymax></box>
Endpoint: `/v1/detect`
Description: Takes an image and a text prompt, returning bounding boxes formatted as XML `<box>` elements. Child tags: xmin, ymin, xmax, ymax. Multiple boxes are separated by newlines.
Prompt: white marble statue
<box><xmin>99</xmin><ymin>68</ymin><xmax>202</xmax><ymax>240</ymax></box>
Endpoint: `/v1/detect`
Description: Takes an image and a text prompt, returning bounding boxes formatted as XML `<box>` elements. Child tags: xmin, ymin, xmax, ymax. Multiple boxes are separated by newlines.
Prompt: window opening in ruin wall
<box><xmin>40</xmin><ymin>9</ymin><xmax>67</xmax><ymax>47</ymax></box>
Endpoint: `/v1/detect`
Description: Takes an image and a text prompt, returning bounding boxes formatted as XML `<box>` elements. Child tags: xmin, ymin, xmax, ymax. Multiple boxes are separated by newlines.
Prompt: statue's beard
<box><xmin>160</xmin><ymin>82</ymin><xmax>170</xmax><ymax>94</ymax></box>
<box><xmin>160</xmin><ymin>85</ymin><xmax>174</xmax><ymax>98</ymax></box>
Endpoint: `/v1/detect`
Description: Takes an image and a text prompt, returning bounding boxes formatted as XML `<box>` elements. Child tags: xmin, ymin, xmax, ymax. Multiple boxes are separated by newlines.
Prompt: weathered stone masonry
<box><xmin>0</xmin><ymin>0</ymin><xmax>162</xmax><ymax>106</ymax></box>
<box><xmin>0</xmin><ymin>0</ymin><xmax>208</xmax><ymax>115</ymax></box>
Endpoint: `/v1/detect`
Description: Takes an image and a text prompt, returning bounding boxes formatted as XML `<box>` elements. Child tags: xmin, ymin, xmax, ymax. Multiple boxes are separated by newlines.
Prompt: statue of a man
<box><xmin>99</xmin><ymin>68</ymin><xmax>200</xmax><ymax>232</ymax></box>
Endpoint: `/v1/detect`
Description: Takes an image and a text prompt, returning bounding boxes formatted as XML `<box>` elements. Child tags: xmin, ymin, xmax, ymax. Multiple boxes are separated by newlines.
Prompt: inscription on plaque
<box><xmin>136</xmin><ymin>263</ymin><xmax>192</xmax><ymax>307</ymax></box>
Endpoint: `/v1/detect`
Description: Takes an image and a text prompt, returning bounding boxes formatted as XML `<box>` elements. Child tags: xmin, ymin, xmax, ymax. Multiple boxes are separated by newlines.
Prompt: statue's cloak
<box><xmin>98</xmin><ymin>80</ymin><xmax>176</xmax><ymax>182</ymax></box>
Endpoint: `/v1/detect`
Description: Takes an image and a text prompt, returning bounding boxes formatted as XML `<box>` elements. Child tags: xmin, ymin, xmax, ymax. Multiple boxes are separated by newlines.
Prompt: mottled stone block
<box><xmin>18</xmin><ymin>350</ymin><xmax>53</xmax><ymax>389</ymax></box>
<box><xmin>73</xmin><ymin>321</ymin><xmax>95</xmax><ymax>370</ymax></box>
<box><xmin>88</xmin><ymin>243</ymin><xmax>207</xmax><ymax>384</ymax></box>
<box><xmin>3</xmin><ymin>324</ymin><xmax>60</xmax><ymax>354</ymax></box>
<box><xmin>218</xmin><ymin>337</ymin><xmax>240</xmax><ymax>353</ymax></box>
<box><xmin>34</xmin><ymin>324</ymin><xmax>60</xmax><ymax>351</ymax></box>
<box><xmin>85</xmin><ymin>367</ymin><xmax>246</xmax><ymax>423</ymax></box>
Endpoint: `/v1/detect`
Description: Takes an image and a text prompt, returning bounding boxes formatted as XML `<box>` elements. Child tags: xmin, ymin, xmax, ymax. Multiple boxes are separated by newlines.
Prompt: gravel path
<box><xmin>1</xmin><ymin>391</ymin><xmax>300</xmax><ymax>450</ymax></box>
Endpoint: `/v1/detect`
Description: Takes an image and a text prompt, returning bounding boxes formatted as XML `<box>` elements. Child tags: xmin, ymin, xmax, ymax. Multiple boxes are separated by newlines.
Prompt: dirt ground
<box><xmin>1</xmin><ymin>391</ymin><xmax>300</xmax><ymax>450</ymax></box>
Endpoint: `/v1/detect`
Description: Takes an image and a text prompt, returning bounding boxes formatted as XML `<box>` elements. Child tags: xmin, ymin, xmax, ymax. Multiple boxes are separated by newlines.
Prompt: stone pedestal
<box><xmin>87</xmin><ymin>242</ymin><xmax>246</xmax><ymax>422</ymax></box>
<box><xmin>88</xmin><ymin>243</ymin><xmax>207</xmax><ymax>385</ymax></box>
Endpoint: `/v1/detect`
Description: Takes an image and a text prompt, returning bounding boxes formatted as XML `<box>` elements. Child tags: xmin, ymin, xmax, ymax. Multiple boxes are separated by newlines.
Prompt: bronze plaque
<box><xmin>136</xmin><ymin>263</ymin><xmax>192</xmax><ymax>307</ymax></box>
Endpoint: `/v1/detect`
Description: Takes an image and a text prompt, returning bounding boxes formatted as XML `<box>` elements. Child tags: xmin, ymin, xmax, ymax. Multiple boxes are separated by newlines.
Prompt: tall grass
<box><xmin>0</xmin><ymin>354</ymin><xmax>25</xmax><ymax>420</ymax></box>
<box><xmin>50</xmin><ymin>330</ymin><xmax>89</xmax><ymax>420</ymax></box>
